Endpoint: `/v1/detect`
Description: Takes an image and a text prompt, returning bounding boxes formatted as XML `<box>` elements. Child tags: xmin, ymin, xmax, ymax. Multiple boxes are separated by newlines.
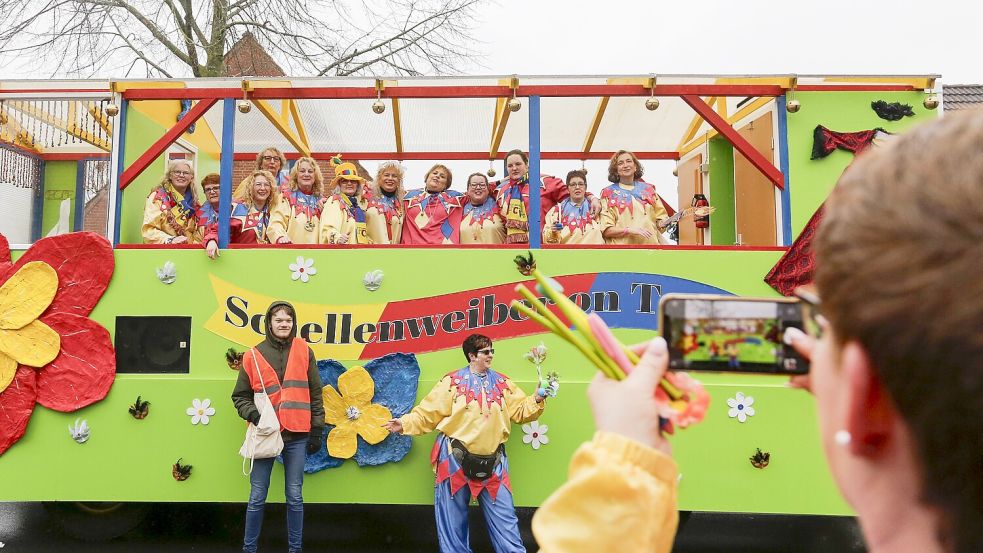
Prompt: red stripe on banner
<box><xmin>359</xmin><ymin>273</ymin><xmax>598</xmax><ymax>359</ymax></box>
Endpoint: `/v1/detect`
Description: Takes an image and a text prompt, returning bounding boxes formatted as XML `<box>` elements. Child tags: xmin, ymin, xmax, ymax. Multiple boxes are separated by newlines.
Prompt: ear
<box><xmin>841</xmin><ymin>341</ymin><xmax>898</xmax><ymax>458</ymax></box>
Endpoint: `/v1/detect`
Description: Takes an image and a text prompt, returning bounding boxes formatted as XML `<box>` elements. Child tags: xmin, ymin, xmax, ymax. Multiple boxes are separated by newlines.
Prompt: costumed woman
<box><xmin>232</xmin><ymin>301</ymin><xmax>324</xmax><ymax>553</ymax></box>
<box><xmin>366</xmin><ymin>161</ymin><xmax>405</xmax><ymax>245</ymax></box>
<box><xmin>399</xmin><ymin>164</ymin><xmax>463</xmax><ymax>245</ymax></box>
<box><xmin>543</xmin><ymin>170</ymin><xmax>603</xmax><ymax>245</ymax></box>
<box><xmin>195</xmin><ymin>173</ymin><xmax>221</xmax><ymax>254</ymax></box>
<box><xmin>257</xmin><ymin>147</ymin><xmax>290</xmax><ymax>189</ymax></box>
<box><xmin>459</xmin><ymin>172</ymin><xmax>506</xmax><ymax>244</ymax></box>
<box><xmin>600</xmin><ymin>150</ymin><xmax>670</xmax><ymax>245</ymax></box>
<box><xmin>266</xmin><ymin>157</ymin><xmax>327</xmax><ymax>244</ymax></box>
<box><xmin>203</xmin><ymin>170</ymin><xmax>280</xmax><ymax>258</ymax></box>
<box><xmin>142</xmin><ymin>159</ymin><xmax>200</xmax><ymax>244</ymax></box>
<box><xmin>320</xmin><ymin>158</ymin><xmax>373</xmax><ymax>245</ymax></box>
<box><xmin>494</xmin><ymin>150</ymin><xmax>599</xmax><ymax>244</ymax></box>
<box><xmin>384</xmin><ymin>334</ymin><xmax>554</xmax><ymax>553</ymax></box>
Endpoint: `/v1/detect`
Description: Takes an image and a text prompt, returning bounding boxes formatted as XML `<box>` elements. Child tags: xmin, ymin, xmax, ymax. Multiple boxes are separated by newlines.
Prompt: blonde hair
<box><xmin>287</xmin><ymin>157</ymin><xmax>325</xmax><ymax>197</ymax></box>
<box><xmin>256</xmin><ymin>147</ymin><xmax>287</xmax><ymax>172</ymax></box>
<box><xmin>159</xmin><ymin>159</ymin><xmax>199</xmax><ymax>204</ymax></box>
<box><xmin>234</xmin><ymin>170</ymin><xmax>280</xmax><ymax>212</ymax></box>
<box><xmin>373</xmin><ymin>161</ymin><xmax>407</xmax><ymax>203</ymax></box>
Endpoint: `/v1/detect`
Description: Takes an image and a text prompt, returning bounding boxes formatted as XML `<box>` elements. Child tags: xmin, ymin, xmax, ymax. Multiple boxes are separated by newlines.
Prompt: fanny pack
<box><xmin>449</xmin><ymin>438</ymin><xmax>502</xmax><ymax>481</ymax></box>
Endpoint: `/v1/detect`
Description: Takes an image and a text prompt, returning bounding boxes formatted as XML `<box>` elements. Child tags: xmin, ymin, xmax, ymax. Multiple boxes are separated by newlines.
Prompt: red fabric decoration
<box><xmin>0</xmin><ymin>368</ymin><xmax>38</xmax><ymax>454</ymax></box>
<box><xmin>0</xmin><ymin>231</ymin><xmax>116</xmax><ymax>455</ymax></box>
<box><xmin>36</xmin><ymin>313</ymin><xmax>116</xmax><ymax>412</ymax></box>
<box><xmin>811</xmin><ymin>125</ymin><xmax>884</xmax><ymax>160</ymax></box>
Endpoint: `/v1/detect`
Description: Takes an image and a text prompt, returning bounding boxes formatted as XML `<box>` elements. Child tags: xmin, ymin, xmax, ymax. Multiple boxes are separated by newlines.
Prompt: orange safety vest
<box><xmin>244</xmin><ymin>338</ymin><xmax>312</xmax><ymax>433</ymax></box>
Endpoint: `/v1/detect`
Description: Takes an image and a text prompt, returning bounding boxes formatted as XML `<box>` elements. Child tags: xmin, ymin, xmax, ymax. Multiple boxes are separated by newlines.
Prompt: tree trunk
<box><xmin>202</xmin><ymin>0</ymin><xmax>229</xmax><ymax>77</ymax></box>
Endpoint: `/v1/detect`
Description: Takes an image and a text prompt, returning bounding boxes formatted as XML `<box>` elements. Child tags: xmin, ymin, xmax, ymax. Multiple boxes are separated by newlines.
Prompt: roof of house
<box><xmin>222</xmin><ymin>32</ymin><xmax>285</xmax><ymax>78</ymax></box>
<box><xmin>942</xmin><ymin>85</ymin><xmax>983</xmax><ymax>111</ymax></box>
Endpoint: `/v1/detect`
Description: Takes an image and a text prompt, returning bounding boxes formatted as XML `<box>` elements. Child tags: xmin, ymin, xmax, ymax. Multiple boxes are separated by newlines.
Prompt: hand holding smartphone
<box><xmin>659</xmin><ymin>294</ymin><xmax>810</xmax><ymax>374</ymax></box>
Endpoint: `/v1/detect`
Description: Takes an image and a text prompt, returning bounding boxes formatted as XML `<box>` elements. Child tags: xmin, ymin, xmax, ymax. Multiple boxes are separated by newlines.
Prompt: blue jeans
<box><xmin>243</xmin><ymin>436</ymin><xmax>306</xmax><ymax>553</ymax></box>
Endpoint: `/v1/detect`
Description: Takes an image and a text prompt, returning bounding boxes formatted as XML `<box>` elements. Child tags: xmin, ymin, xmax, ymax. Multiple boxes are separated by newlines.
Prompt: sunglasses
<box><xmin>793</xmin><ymin>287</ymin><xmax>824</xmax><ymax>339</ymax></box>
<box><xmin>477</xmin><ymin>348</ymin><xmax>495</xmax><ymax>356</ymax></box>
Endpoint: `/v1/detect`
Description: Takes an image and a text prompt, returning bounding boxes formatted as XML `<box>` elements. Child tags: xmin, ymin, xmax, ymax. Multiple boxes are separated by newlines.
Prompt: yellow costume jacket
<box><xmin>543</xmin><ymin>199</ymin><xmax>604</xmax><ymax>245</ymax></box>
<box><xmin>600</xmin><ymin>181</ymin><xmax>670</xmax><ymax>245</ymax></box>
<box><xmin>141</xmin><ymin>184</ymin><xmax>199</xmax><ymax>244</ymax></box>
<box><xmin>267</xmin><ymin>188</ymin><xmax>324</xmax><ymax>244</ymax></box>
<box><xmin>319</xmin><ymin>193</ymin><xmax>373</xmax><ymax>245</ymax></box>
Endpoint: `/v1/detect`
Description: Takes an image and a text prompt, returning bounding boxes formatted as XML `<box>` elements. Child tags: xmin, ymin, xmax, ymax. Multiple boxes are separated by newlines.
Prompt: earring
<box><xmin>834</xmin><ymin>430</ymin><xmax>852</xmax><ymax>446</ymax></box>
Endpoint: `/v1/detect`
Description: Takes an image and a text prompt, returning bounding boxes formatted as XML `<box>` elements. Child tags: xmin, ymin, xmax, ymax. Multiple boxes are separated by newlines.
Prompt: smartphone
<box><xmin>659</xmin><ymin>294</ymin><xmax>809</xmax><ymax>374</ymax></box>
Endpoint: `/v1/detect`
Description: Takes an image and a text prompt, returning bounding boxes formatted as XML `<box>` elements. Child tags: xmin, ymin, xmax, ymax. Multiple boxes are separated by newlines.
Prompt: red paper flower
<box><xmin>0</xmin><ymin>232</ymin><xmax>116</xmax><ymax>455</ymax></box>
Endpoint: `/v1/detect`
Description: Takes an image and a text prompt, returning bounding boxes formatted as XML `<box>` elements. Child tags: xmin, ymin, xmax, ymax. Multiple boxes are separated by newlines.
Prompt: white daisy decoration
<box><xmin>727</xmin><ymin>392</ymin><xmax>756</xmax><ymax>423</ymax></box>
<box><xmin>289</xmin><ymin>256</ymin><xmax>317</xmax><ymax>283</ymax></box>
<box><xmin>522</xmin><ymin>421</ymin><xmax>549</xmax><ymax>450</ymax></box>
<box><xmin>187</xmin><ymin>398</ymin><xmax>216</xmax><ymax>425</ymax></box>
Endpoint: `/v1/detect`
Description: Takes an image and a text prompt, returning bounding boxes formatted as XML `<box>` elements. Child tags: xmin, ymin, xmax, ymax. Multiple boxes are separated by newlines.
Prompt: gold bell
<box><xmin>372</xmin><ymin>99</ymin><xmax>386</xmax><ymax>114</ymax></box>
<box><xmin>786</xmin><ymin>99</ymin><xmax>801</xmax><ymax>113</ymax></box>
<box><xmin>487</xmin><ymin>167</ymin><xmax>497</xmax><ymax>177</ymax></box>
<box><xmin>237</xmin><ymin>100</ymin><xmax>252</xmax><ymax>114</ymax></box>
<box><xmin>105</xmin><ymin>103</ymin><xmax>120</xmax><ymax>117</ymax></box>
<box><xmin>507</xmin><ymin>98</ymin><xmax>522</xmax><ymax>112</ymax></box>
<box><xmin>923</xmin><ymin>95</ymin><xmax>939</xmax><ymax>110</ymax></box>
<box><xmin>645</xmin><ymin>97</ymin><xmax>660</xmax><ymax>111</ymax></box>
<box><xmin>672</xmin><ymin>167</ymin><xmax>678</xmax><ymax>177</ymax></box>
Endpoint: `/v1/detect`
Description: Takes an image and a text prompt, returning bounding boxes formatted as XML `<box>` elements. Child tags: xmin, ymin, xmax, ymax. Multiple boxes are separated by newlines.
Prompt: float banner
<box><xmin>206</xmin><ymin>273</ymin><xmax>729</xmax><ymax>359</ymax></box>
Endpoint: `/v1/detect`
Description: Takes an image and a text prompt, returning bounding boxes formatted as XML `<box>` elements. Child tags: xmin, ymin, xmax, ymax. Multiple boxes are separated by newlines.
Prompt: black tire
<box><xmin>43</xmin><ymin>501</ymin><xmax>151</xmax><ymax>541</ymax></box>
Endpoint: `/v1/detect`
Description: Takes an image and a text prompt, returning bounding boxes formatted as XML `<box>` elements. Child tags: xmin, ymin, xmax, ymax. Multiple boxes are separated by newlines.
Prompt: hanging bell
<box><xmin>672</xmin><ymin>167</ymin><xmax>679</xmax><ymax>177</ymax></box>
<box><xmin>486</xmin><ymin>166</ymin><xmax>497</xmax><ymax>177</ymax></box>
<box><xmin>237</xmin><ymin>100</ymin><xmax>252</xmax><ymax>114</ymax></box>
<box><xmin>786</xmin><ymin>99</ymin><xmax>801</xmax><ymax>113</ymax></box>
<box><xmin>923</xmin><ymin>95</ymin><xmax>939</xmax><ymax>110</ymax></box>
<box><xmin>105</xmin><ymin>103</ymin><xmax>120</xmax><ymax>117</ymax></box>
<box><xmin>645</xmin><ymin>97</ymin><xmax>660</xmax><ymax>111</ymax></box>
<box><xmin>507</xmin><ymin>98</ymin><xmax>521</xmax><ymax>112</ymax></box>
<box><xmin>372</xmin><ymin>99</ymin><xmax>386</xmax><ymax>114</ymax></box>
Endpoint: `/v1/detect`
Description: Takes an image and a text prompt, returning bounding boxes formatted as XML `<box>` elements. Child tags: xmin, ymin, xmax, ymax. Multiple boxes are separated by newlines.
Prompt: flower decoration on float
<box><xmin>187</xmin><ymin>398</ymin><xmax>216</xmax><ymax>425</ymax></box>
<box><xmin>172</xmin><ymin>458</ymin><xmax>192</xmax><ymax>481</ymax></box>
<box><xmin>289</xmin><ymin>256</ymin><xmax>317</xmax><ymax>283</ymax></box>
<box><xmin>750</xmin><ymin>448</ymin><xmax>770</xmax><ymax>469</ymax></box>
<box><xmin>727</xmin><ymin>392</ymin><xmax>755</xmax><ymax>423</ymax></box>
<box><xmin>509</xmin><ymin>251</ymin><xmax>709</xmax><ymax>434</ymax></box>
<box><xmin>521</xmin><ymin>420</ymin><xmax>549</xmax><ymax>450</ymax></box>
<box><xmin>69</xmin><ymin>418</ymin><xmax>90</xmax><ymax>444</ymax></box>
<box><xmin>322</xmin><ymin>366</ymin><xmax>393</xmax><ymax>459</ymax></box>
<box><xmin>0</xmin><ymin>232</ymin><xmax>116</xmax><ymax>456</ymax></box>
<box><xmin>156</xmin><ymin>261</ymin><xmax>177</xmax><ymax>284</ymax></box>
<box><xmin>129</xmin><ymin>395</ymin><xmax>150</xmax><ymax>419</ymax></box>
<box><xmin>225</xmin><ymin>348</ymin><xmax>244</xmax><ymax>371</ymax></box>
<box><xmin>363</xmin><ymin>269</ymin><xmax>384</xmax><ymax>292</ymax></box>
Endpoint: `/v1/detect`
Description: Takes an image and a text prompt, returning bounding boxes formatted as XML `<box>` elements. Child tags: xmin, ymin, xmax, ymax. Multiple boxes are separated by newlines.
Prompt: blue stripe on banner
<box><xmin>585</xmin><ymin>272</ymin><xmax>732</xmax><ymax>330</ymax></box>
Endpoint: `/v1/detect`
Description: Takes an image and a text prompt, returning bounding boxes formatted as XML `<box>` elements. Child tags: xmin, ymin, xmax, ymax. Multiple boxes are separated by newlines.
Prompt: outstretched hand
<box><xmin>588</xmin><ymin>337</ymin><xmax>672</xmax><ymax>455</ymax></box>
<box><xmin>383</xmin><ymin>418</ymin><xmax>403</xmax><ymax>434</ymax></box>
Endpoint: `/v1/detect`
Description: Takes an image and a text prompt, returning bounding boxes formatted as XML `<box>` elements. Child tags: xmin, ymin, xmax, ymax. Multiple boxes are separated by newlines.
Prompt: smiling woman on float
<box><xmin>203</xmin><ymin>170</ymin><xmax>281</xmax><ymax>259</ymax></box>
<box><xmin>543</xmin><ymin>170</ymin><xmax>603</xmax><ymax>245</ymax></box>
<box><xmin>600</xmin><ymin>150</ymin><xmax>670</xmax><ymax>245</ymax></box>
<box><xmin>366</xmin><ymin>161</ymin><xmax>406</xmax><ymax>245</ymax></box>
<box><xmin>459</xmin><ymin>172</ymin><xmax>506</xmax><ymax>244</ymax></box>
<box><xmin>320</xmin><ymin>161</ymin><xmax>373</xmax><ymax>245</ymax></box>
<box><xmin>399</xmin><ymin>164</ymin><xmax>463</xmax><ymax>245</ymax></box>
<box><xmin>142</xmin><ymin>159</ymin><xmax>200</xmax><ymax>244</ymax></box>
<box><xmin>266</xmin><ymin>157</ymin><xmax>326</xmax><ymax>245</ymax></box>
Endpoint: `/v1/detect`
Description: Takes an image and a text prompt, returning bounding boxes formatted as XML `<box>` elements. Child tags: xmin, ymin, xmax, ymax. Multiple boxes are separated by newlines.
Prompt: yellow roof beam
<box><xmin>4</xmin><ymin>100</ymin><xmax>110</xmax><ymax>151</ymax></box>
<box><xmin>0</xmin><ymin>106</ymin><xmax>43</xmax><ymax>151</ymax></box>
<box><xmin>824</xmin><ymin>76</ymin><xmax>936</xmax><ymax>90</ymax></box>
<box><xmin>86</xmin><ymin>102</ymin><xmax>113</xmax><ymax>136</ymax></box>
<box><xmin>678</xmin><ymin>96</ymin><xmax>774</xmax><ymax>157</ymax></box>
<box><xmin>677</xmin><ymin>97</ymin><xmax>716</xmax><ymax>150</ymax></box>
<box><xmin>377</xmin><ymin>79</ymin><xmax>402</xmax><ymax>157</ymax></box>
<box><xmin>252</xmin><ymin>99</ymin><xmax>311</xmax><ymax>157</ymax></box>
<box><xmin>288</xmin><ymin>100</ymin><xmax>310</xmax><ymax>154</ymax></box>
<box><xmin>582</xmin><ymin>96</ymin><xmax>609</xmax><ymax>154</ymax></box>
<box><xmin>716</xmin><ymin>76</ymin><xmax>796</xmax><ymax>89</ymax></box>
<box><xmin>489</xmin><ymin>76</ymin><xmax>518</xmax><ymax>159</ymax></box>
<box><xmin>244</xmin><ymin>79</ymin><xmax>311</xmax><ymax>157</ymax></box>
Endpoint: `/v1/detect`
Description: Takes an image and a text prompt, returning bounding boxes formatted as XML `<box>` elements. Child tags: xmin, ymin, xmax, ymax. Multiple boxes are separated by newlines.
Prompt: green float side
<box><xmin>708</xmin><ymin>137</ymin><xmax>736</xmax><ymax>245</ymax></box>
<box><xmin>0</xmin><ymin>248</ymin><xmax>849</xmax><ymax>515</ymax></box>
<box><xmin>41</xmin><ymin>160</ymin><xmax>77</xmax><ymax>235</ymax></box>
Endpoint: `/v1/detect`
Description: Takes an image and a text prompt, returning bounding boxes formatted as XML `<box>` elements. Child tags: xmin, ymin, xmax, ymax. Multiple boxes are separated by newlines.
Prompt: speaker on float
<box><xmin>115</xmin><ymin>316</ymin><xmax>192</xmax><ymax>374</ymax></box>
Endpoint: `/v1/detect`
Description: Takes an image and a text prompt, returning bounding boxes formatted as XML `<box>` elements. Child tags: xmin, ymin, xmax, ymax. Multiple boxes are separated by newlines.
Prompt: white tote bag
<box><xmin>240</xmin><ymin>350</ymin><xmax>284</xmax><ymax>475</ymax></box>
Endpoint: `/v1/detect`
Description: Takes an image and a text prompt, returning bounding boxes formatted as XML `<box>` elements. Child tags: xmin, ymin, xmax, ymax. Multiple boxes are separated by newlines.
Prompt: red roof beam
<box><xmin>232</xmin><ymin>151</ymin><xmax>680</xmax><ymax>161</ymax></box>
<box><xmin>680</xmin><ymin>94</ymin><xmax>784</xmax><ymax>190</ymax></box>
<box><xmin>118</xmin><ymin>98</ymin><xmax>219</xmax><ymax>189</ymax></box>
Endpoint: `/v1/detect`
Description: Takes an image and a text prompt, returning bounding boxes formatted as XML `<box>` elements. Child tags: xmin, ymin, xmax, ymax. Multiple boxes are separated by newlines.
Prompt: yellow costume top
<box><xmin>365</xmin><ymin>192</ymin><xmax>403</xmax><ymax>245</ymax></box>
<box><xmin>532</xmin><ymin>432</ymin><xmax>679</xmax><ymax>553</ymax></box>
<box><xmin>141</xmin><ymin>184</ymin><xmax>199</xmax><ymax>244</ymax></box>
<box><xmin>543</xmin><ymin>199</ymin><xmax>604</xmax><ymax>245</ymax></box>
<box><xmin>398</xmin><ymin>367</ymin><xmax>544</xmax><ymax>455</ymax></box>
<box><xmin>459</xmin><ymin>198</ymin><xmax>506</xmax><ymax>244</ymax></box>
<box><xmin>319</xmin><ymin>194</ymin><xmax>373</xmax><ymax>245</ymax></box>
<box><xmin>267</xmin><ymin>188</ymin><xmax>324</xmax><ymax>244</ymax></box>
<box><xmin>600</xmin><ymin>181</ymin><xmax>670</xmax><ymax>245</ymax></box>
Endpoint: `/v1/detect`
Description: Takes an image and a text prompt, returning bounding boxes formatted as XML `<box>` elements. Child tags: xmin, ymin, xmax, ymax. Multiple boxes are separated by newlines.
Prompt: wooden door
<box><xmin>675</xmin><ymin>153</ymin><xmax>703</xmax><ymax>245</ymax></box>
<box><xmin>733</xmin><ymin>113</ymin><xmax>776</xmax><ymax>245</ymax></box>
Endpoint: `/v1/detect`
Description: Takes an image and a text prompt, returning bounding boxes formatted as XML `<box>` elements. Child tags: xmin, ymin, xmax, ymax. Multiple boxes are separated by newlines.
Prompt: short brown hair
<box><xmin>462</xmin><ymin>334</ymin><xmax>492</xmax><ymax>362</ymax></box>
<box><xmin>565</xmin><ymin>169</ymin><xmax>588</xmax><ymax>185</ymax></box>
<box><xmin>425</xmin><ymin>163</ymin><xmax>453</xmax><ymax>191</ymax></box>
<box><xmin>199</xmin><ymin>173</ymin><xmax>220</xmax><ymax>191</ymax></box>
<box><xmin>607</xmin><ymin>150</ymin><xmax>644</xmax><ymax>183</ymax></box>
<box><xmin>815</xmin><ymin>111</ymin><xmax>983</xmax><ymax>553</ymax></box>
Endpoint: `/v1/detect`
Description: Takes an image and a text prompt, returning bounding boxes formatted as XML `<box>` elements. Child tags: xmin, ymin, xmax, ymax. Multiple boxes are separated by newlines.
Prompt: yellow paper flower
<box><xmin>0</xmin><ymin>262</ymin><xmax>61</xmax><ymax>392</ymax></box>
<box><xmin>322</xmin><ymin>366</ymin><xmax>392</xmax><ymax>459</ymax></box>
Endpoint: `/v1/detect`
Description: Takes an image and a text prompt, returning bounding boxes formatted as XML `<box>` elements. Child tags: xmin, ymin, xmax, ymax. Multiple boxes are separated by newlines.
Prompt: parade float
<box><xmin>0</xmin><ymin>74</ymin><xmax>940</xmax><ymax>536</ymax></box>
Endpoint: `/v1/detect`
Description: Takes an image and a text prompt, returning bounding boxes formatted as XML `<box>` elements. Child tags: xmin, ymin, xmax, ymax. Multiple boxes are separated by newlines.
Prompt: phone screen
<box><xmin>661</xmin><ymin>296</ymin><xmax>809</xmax><ymax>374</ymax></box>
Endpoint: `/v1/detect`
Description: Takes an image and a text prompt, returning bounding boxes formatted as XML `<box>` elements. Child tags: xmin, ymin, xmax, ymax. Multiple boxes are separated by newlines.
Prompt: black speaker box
<box><xmin>115</xmin><ymin>316</ymin><xmax>192</xmax><ymax>374</ymax></box>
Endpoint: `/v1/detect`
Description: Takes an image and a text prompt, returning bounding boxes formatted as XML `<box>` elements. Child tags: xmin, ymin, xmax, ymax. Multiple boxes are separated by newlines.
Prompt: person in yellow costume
<box><xmin>543</xmin><ymin>170</ymin><xmax>603</xmax><ymax>245</ymax></box>
<box><xmin>267</xmin><ymin>157</ymin><xmax>327</xmax><ymax>244</ymax></box>
<box><xmin>320</xmin><ymin>159</ymin><xmax>373</xmax><ymax>245</ymax></box>
<box><xmin>366</xmin><ymin>161</ymin><xmax>406</xmax><ymax>245</ymax></box>
<box><xmin>600</xmin><ymin>150</ymin><xmax>671</xmax><ymax>245</ymax></box>
<box><xmin>384</xmin><ymin>334</ymin><xmax>554</xmax><ymax>553</ymax></box>
<box><xmin>459</xmin><ymin>172</ymin><xmax>506</xmax><ymax>244</ymax></box>
<box><xmin>142</xmin><ymin>159</ymin><xmax>200</xmax><ymax>244</ymax></box>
